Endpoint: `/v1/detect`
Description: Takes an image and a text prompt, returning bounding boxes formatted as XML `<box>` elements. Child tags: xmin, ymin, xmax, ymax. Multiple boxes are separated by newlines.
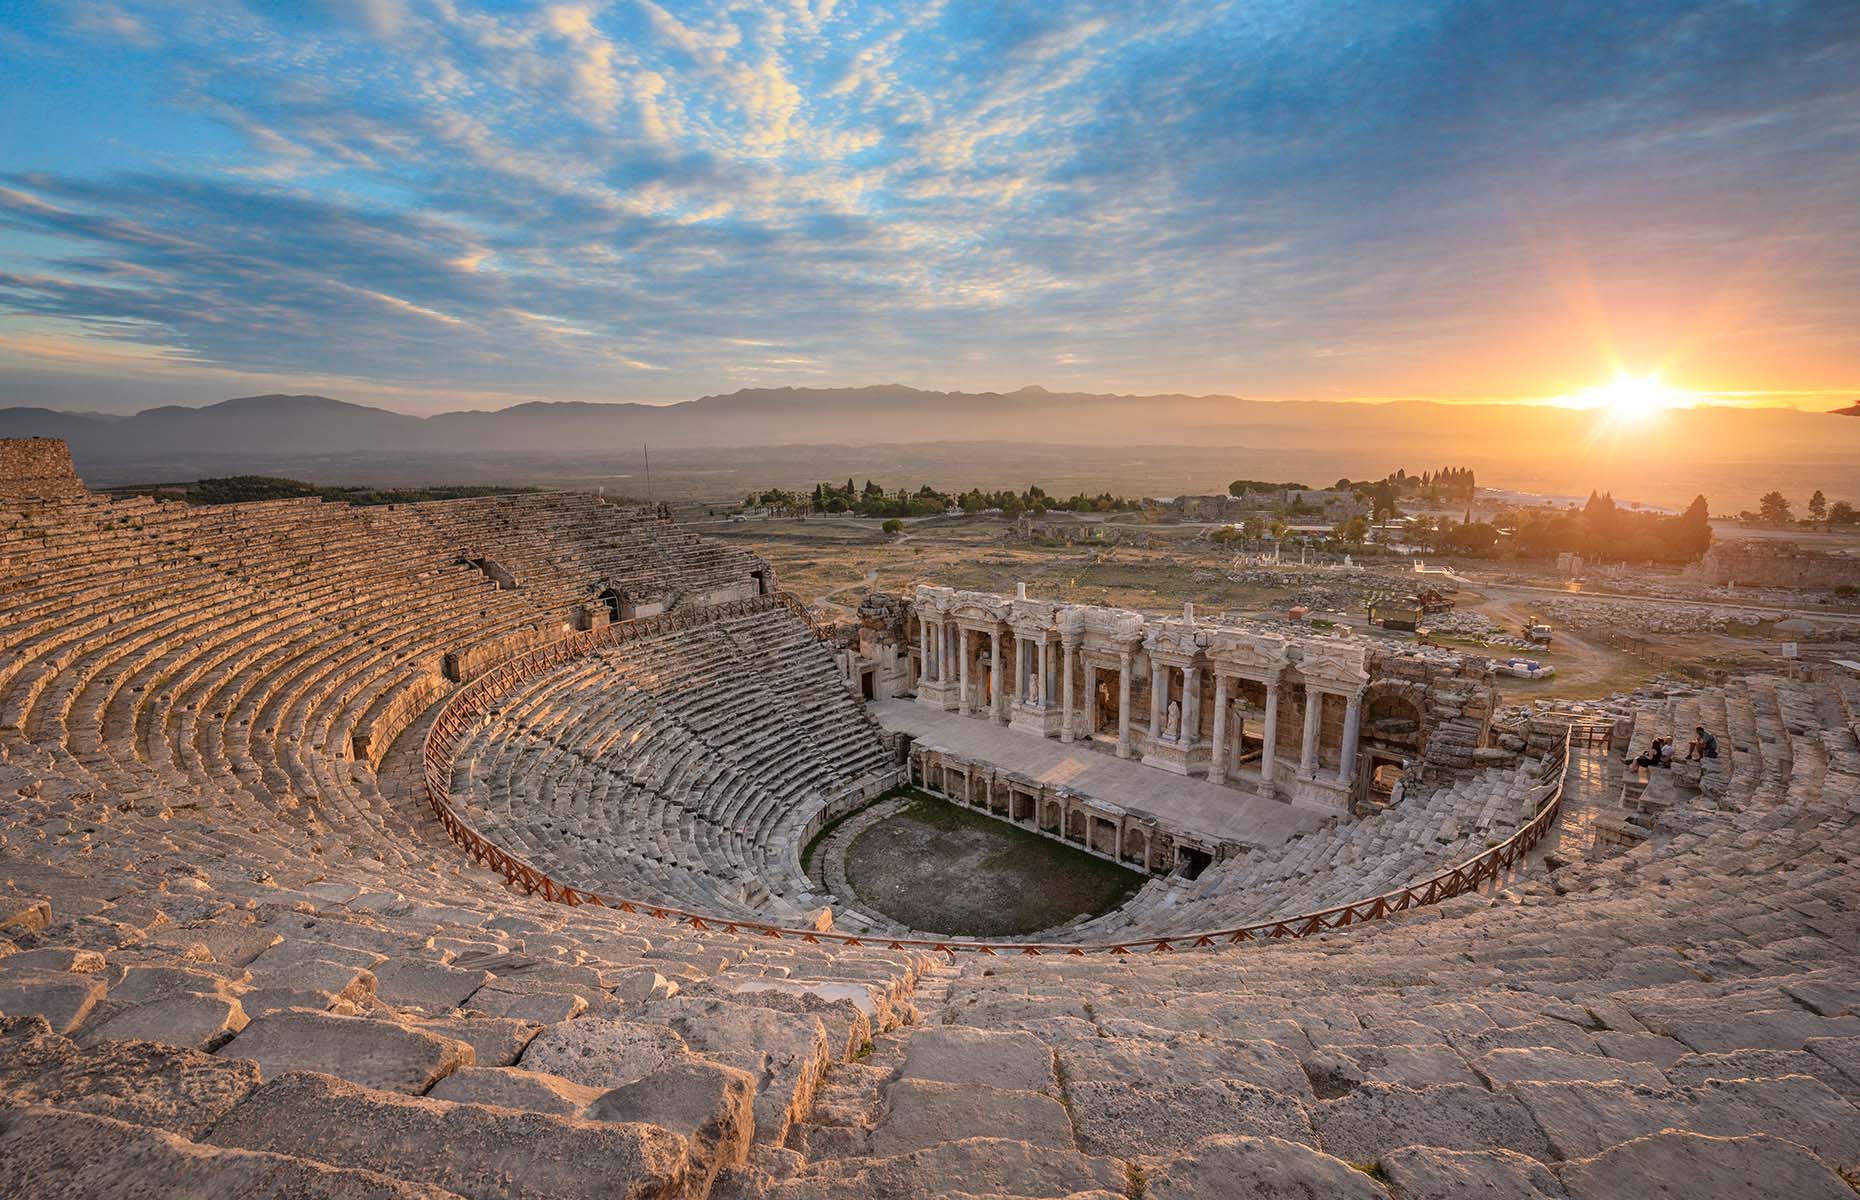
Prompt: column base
<box><xmin>915</xmin><ymin>680</ymin><xmax>960</xmax><ymax>711</ymax></box>
<box><xmin>1010</xmin><ymin>704</ymin><xmax>1064</xmax><ymax>738</ymax></box>
<box><xmin>1290</xmin><ymin>774</ymin><xmax>1351</xmax><ymax>815</ymax></box>
<box><xmin>1141</xmin><ymin>737</ymin><xmax>1211</xmax><ymax>776</ymax></box>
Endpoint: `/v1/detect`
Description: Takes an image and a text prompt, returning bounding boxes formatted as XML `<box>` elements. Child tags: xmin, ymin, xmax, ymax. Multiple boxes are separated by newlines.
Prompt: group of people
<box><xmin>1631</xmin><ymin>724</ymin><xmax>1719</xmax><ymax>772</ymax></box>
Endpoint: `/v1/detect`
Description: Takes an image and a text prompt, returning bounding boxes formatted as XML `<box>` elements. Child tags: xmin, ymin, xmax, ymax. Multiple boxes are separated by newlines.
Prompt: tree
<box><xmin>1831</xmin><ymin>500</ymin><xmax>1857</xmax><ymax>526</ymax></box>
<box><xmin>881</xmin><ymin>518</ymin><xmax>903</xmax><ymax>535</ymax></box>
<box><xmin>1333</xmin><ymin>516</ymin><xmax>1370</xmax><ymax>544</ymax></box>
<box><xmin>1758</xmin><ymin>491</ymin><xmax>1793</xmax><ymax>525</ymax></box>
<box><xmin>1808</xmin><ymin>490</ymin><xmax>1828</xmax><ymax>524</ymax></box>
<box><xmin>1370</xmin><ymin>479</ymin><xmax>1399</xmax><ymax>522</ymax></box>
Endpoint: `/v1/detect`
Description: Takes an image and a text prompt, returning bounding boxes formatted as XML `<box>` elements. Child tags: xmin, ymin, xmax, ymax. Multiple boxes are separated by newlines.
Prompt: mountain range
<box><xmin>4</xmin><ymin>387</ymin><xmax>1858</xmax><ymax>509</ymax></box>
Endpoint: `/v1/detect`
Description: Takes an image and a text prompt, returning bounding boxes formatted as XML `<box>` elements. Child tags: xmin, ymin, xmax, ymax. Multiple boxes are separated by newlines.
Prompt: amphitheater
<box><xmin>2</xmin><ymin>436</ymin><xmax>1859</xmax><ymax>1198</ymax></box>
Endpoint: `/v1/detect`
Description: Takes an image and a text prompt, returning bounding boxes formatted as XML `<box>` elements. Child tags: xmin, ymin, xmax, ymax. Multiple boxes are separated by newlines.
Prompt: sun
<box><xmin>1565</xmin><ymin>372</ymin><xmax>1696</xmax><ymax>424</ymax></box>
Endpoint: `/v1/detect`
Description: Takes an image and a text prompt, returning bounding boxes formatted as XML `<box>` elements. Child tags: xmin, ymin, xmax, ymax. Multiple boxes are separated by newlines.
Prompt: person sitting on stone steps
<box><xmin>1685</xmin><ymin>725</ymin><xmax>1719</xmax><ymax>761</ymax></box>
<box><xmin>1632</xmin><ymin>736</ymin><xmax>1673</xmax><ymax>772</ymax></box>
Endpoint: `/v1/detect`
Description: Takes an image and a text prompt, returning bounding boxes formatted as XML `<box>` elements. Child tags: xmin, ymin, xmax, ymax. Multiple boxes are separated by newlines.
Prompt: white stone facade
<box><xmin>903</xmin><ymin>584</ymin><xmax>1375</xmax><ymax>815</ymax></box>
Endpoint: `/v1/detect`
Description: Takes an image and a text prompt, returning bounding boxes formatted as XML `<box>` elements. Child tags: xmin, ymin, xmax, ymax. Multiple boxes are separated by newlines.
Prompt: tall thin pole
<box><xmin>643</xmin><ymin>444</ymin><xmax>652</xmax><ymax>503</ymax></box>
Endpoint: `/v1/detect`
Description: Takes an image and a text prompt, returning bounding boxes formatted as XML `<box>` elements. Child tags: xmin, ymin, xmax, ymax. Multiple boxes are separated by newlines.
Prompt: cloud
<box><xmin>0</xmin><ymin>0</ymin><xmax>1856</xmax><ymax>411</ymax></box>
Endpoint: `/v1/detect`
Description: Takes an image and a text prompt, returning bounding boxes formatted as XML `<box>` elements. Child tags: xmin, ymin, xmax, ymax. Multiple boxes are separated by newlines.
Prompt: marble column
<box><xmin>1060</xmin><ymin>640</ymin><xmax>1077</xmax><ymax>742</ymax></box>
<box><xmin>1036</xmin><ymin>640</ymin><xmax>1050</xmax><ymax>709</ymax></box>
<box><xmin>1117</xmin><ymin>652</ymin><xmax>1134</xmax><ymax>758</ymax></box>
<box><xmin>917</xmin><ymin>620</ymin><xmax>930</xmax><ymax>684</ymax></box>
<box><xmin>1337</xmin><ymin>692</ymin><xmax>1363</xmax><ymax>786</ymax></box>
<box><xmin>1182</xmin><ymin>666</ymin><xmax>1202</xmax><ymax>749</ymax></box>
<box><xmin>1209</xmin><ymin>673</ymin><xmax>1229</xmax><ymax>784</ymax></box>
<box><xmin>958</xmin><ymin>627</ymin><xmax>972</xmax><ymax>715</ymax></box>
<box><xmin>1085</xmin><ymin>663</ymin><xmax>1100</xmax><ymax>736</ymax></box>
<box><xmin>1260</xmin><ymin>679</ymin><xmax>1279</xmax><ymax>790</ymax></box>
<box><xmin>1149</xmin><ymin>661</ymin><xmax>1165</xmax><ymax>740</ymax></box>
<box><xmin>1299</xmin><ymin>686</ymin><xmax>1323</xmax><ymax>775</ymax></box>
<box><xmin>990</xmin><ymin>629</ymin><xmax>1005</xmax><ymax>723</ymax></box>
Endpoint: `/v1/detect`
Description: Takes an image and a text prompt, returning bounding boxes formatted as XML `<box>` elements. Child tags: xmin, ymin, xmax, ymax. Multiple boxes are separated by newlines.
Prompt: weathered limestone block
<box><xmin>0</xmin><ymin>896</ymin><xmax>52</xmax><ymax>936</ymax></box>
<box><xmin>109</xmin><ymin>964</ymin><xmax>248</xmax><ymax>1007</ymax></box>
<box><xmin>1067</xmin><ymin>1079</ymin><xmax>1314</xmax><ymax>1158</ymax></box>
<box><xmin>0</xmin><ymin>971</ymin><xmax>105</xmax><ymax>1033</ymax></box>
<box><xmin>206</xmin><ymin>1071</ymin><xmax>692</xmax><ymax>1200</ymax></box>
<box><xmin>83</xmin><ymin>992</ymin><xmax>249</xmax><ymax>1051</ymax></box>
<box><xmin>218</xmin><ymin>1010</ymin><xmax>473</xmax><ymax>1094</ymax></box>
<box><xmin>1513</xmin><ymin>1076</ymin><xmax>1860</xmax><ymax>1166</ymax></box>
<box><xmin>648</xmin><ymin>997</ymin><xmax>833</xmax><ymax>1148</ymax></box>
<box><xmin>412</xmin><ymin>1015</ymin><xmax>542</xmax><ymax>1067</ymax></box>
<box><xmin>1555</xmin><ymin>1130</ymin><xmax>1855</xmax><ymax>1200</ymax></box>
<box><xmin>1376</xmin><ymin>1145</ymin><xmax>1565</xmax><ymax>1199</ymax></box>
<box><xmin>900</xmin><ymin>1026</ymin><xmax>1055</xmax><ymax>1092</ymax></box>
<box><xmin>370</xmin><ymin>959</ymin><xmax>492</xmax><ymax>1012</ymax></box>
<box><xmin>468</xmin><ymin>986</ymin><xmax>588</xmax><ymax>1024</ymax></box>
<box><xmin>4</xmin><ymin>946</ymin><xmax>106</xmax><ymax>973</ymax></box>
<box><xmin>1313</xmin><ymin>1082</ymin><xmax>1553</xmax><ymax>1164</ymax></box>
<box><xmin>1474</xmin><ymin>1047</ymin><xmax>1666</xmax><ymax>1088</ymax></box>
<box><xmin>518</xmin><ymin>1017</ymin><xmax>688</xmax><ymax>1089</ymax></box>
<box><xmin>605</xmin><ymin>967</ymin><xmax>680</xmax><ymax>1005</ymax></box>
<box><xmin>588</xmin><ymin>1056</ymin><xmax>757</xmax><ymax>1192</ymax></box>
<box><xmin>0</xmin><ymin>1014</ymin><xmax>259</xmax><ymax>1137</ymax></box>
<box><xmin>428</xmin><ymin>1066</ymin><xmax>604</xmax><ymax>1115</ymax></box>
<box><xmin>1322</xmin><ymin>1043</ymin><xmax>1483</xmax><ymax>1089</ymax></box>
<box><xmin>1140</xmin><ymin>1134</ymin><xmax>1385</xmax><ymax>1200</ymax></box>
<box><xmin>0</xmin><ymin>1106</ymin><xmax>456</xmax><ymax>1200</ymax></box>
<box><xmin>1635</xmin><ymin>1005</ymin><xmax>1860</xmax><ymax>1055</ymax></box>
<box><xmin>1060</xmin><ymin>1031</ymin><xmax>1311</xmax><ymax>1100</ymax></box>
<box><xmin>868</xmin><ymin>1079</ymin><xmax>1073</xmax><ymax>1158</ymax></box>
<box><xmin>1666</xmin><ymin>1049</ymin><xmax>1858</xmax><ymax>1098</ymax></box>
<box><xmin>761</xmin><ymin>1137</ymin><xmax>1125</xmax><ymax>1199</ymax></box>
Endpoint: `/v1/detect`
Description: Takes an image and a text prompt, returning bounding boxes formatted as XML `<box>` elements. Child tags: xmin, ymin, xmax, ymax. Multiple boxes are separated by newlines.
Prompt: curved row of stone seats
<box><xmin>406</xmin><ymin>492</ymin><xmax>766</xmax><ymax>621</ymax></box>
<box><xmin>0</xmin><ymin>728</ymin><xmax>939</xmax><ymax>1199</ymax></box>
<box><xmin>723</xmin><ymin>675</ymin><xmax>1860</xmax><ymax>1198</ymax></box>
<box><xmin>1006</xmin><ymin>761</ymin><xmax>1547</xmax><ymax>946</ymax></box>
<box><xmin>448</xmin><ymin>607</ymin><xmax>896</xmax><ymax>922</ymax></box>
<box><xmin>6</xmin><ymin>656</ymin><xmax>1860</xmax><ymax>1196</ymax></box>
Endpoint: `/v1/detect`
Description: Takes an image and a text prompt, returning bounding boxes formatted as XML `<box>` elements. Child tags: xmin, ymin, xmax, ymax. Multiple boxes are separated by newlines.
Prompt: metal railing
<box><xmin>421</xmin><ymin>604</ymin><xmax>1597</xmax><ymax>957</ymax></box>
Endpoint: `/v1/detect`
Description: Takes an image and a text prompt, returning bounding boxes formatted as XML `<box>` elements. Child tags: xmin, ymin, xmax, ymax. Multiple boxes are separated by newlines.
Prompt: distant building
<box><xmin>1692</xmin><ymin>540</ymin><xmax>1860</xmax><ymax>590</ymax></box>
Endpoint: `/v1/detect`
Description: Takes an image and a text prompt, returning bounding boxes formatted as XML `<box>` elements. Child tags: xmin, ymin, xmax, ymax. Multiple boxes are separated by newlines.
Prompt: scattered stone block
<box><xmin>84</xmin><ymin>993</ymin><xmax>249</xmax><ymax>1051</ymax></box>
<box><xmin>1513</xmin><ymin>1076</ymin><xmax>1860</xmax><ymax>1166</ymax></box>
<box><xmin>1141</xmin><ymin>1134</ymin><xmax>1385</xmax><ymax>1199</ymax></box>
<box><xmin>0</xmin><ymin>971</ymin><xmax>105</xmax><ymax>1034</ymax></box>
<box><xmin>1314</xmin><ymin>1082</ymin><xmax>1553</xmax><ymax>1163</ymax></box>
<box><xmin>218</xmin><ymin>1010</ymin><xmax>472</xmax><ymax>1094</ymax></box>
<box><xmin>206</xmin><ymin>1071</ymin><xmax>692</xmax><ymax>1200</ymax></box>
<box><xmin>1068</xmin><ymin>1079</ymin><xmax>1314</xmax><ymax>1158</ymax></box>
<box><xmin>0</xmin><ymin>1106</ymin><xmax>456</xmax><ymax>1200</ymax></box>
<box><xmin>900</xmin><ymin>1026</ymin><xmax>1055</xmax><ymax>1092</ymax></box>
<box><xmin>518</xmin><ymin>1017</ymin><xmax>687</xmax><ymax>1089</ymax></box>
<box><xmin>413</xmin><ymin>1015</ymin><xmax>542</xmax><ymax>1067</ymax></box>
<box><xmin>589</xmin><ymin>1056</ymin><xmax>756</xmax><ymax>1191</ymax></box>
<box><xmin>1377</xmin><ymin>1145</ymin><xmax>1565</xmax><ymax>1199</ymax></box>
<box><xmin>869</xmin><ymin>1079</ymin><xmax>1072</xmax><ymax>1158</ymax></box>
<box><xmin>0</xmin><ymin>1013</ymin><xmax>258</xmax><ymax>1137</ymax></box>
<box><xmin>427</xmin><ymin>1066</ymin><xmax>604</xmax><ymax>1115</ymax></box>
<box><xmin>1556</xmin><ymin>1130</ymin><xmax>1854</xmax><ymax>1200</ymax></box>
<box><xmin>370</xmin><ymin>959</ymin><xmax>492</xmax><ymax>1012</ymax></box>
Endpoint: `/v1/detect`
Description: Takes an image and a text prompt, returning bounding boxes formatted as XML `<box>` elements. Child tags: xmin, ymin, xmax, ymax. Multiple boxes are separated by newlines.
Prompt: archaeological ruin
<box><xmin>3</xmin><ymin>436</ymin><xmax>1859</xmax><ymax>1198</ymax></box>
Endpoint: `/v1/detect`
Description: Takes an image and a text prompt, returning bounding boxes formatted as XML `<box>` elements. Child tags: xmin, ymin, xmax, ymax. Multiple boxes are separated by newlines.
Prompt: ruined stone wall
<box><xmin>1696</xmin><ymin>540</ymin><xmax>1860</xmax><ymax>590</ymax></box>
<box><xmin>0</xmin><ymin>438</ymin><xmax>86</xmax><ymax>501</ymax></box>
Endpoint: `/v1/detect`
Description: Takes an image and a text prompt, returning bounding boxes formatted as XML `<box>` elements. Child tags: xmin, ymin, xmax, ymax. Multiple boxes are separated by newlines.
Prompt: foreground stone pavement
<box><xmin>3</xmin><ymin>463</ymin><xmax>1859</xmax><ymax>1197</ymax></box>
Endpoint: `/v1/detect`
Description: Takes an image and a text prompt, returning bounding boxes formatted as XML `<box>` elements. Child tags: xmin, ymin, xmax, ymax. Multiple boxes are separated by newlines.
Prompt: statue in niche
<box><xmin>1165</xmin><ymin>699</ymin><xmax>1181</xmax><ymax>741</ymax></box>
<box><xmin>1096</xmin><ymin>678</ymin><xmax>1115</xmax><ymax>730</ymax></box>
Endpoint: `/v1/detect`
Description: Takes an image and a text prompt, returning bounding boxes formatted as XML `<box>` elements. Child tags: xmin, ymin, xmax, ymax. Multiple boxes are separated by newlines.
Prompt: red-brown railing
<box><xmin>422</xmin><ymin>605</ymin><xmax>1599</xmax><ymax>957</ymax></box>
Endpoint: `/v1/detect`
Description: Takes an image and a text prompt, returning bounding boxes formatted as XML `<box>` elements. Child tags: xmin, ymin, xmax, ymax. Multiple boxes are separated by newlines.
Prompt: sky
<box><xmin>1</xmin><ymin>0</ymin><xmax>1857</xmax><ymax>416</ymax></box>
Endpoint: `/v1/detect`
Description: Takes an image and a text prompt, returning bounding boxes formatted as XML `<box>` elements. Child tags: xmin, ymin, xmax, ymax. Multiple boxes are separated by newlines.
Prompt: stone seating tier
<box><xmin>1</xmin><ymin>483</ymin><xmax>1858</xmax><ymax>1195</ymax></box>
